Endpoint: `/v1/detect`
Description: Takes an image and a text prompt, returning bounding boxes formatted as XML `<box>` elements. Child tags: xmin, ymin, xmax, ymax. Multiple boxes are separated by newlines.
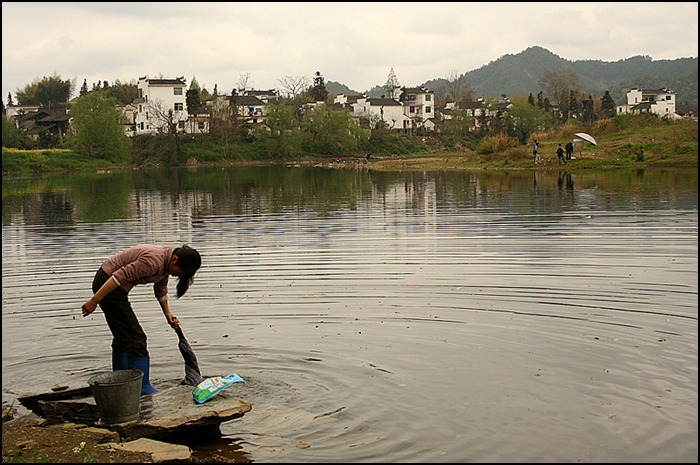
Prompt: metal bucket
<box><xmin>88</xmin><ymin>368</ymin><xmax>143</xmax><ymax>424</ymax></box>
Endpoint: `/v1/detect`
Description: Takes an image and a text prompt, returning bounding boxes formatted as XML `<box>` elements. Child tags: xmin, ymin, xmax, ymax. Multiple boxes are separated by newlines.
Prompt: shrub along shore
<box><xmin>2</xmin><ymin>115</ymin><xmax>697</xmax><ymax>174</ymax></box>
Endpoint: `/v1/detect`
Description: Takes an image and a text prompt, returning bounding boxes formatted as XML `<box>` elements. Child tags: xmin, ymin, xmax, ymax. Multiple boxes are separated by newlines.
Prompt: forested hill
<box><xmin>329</xmin><ymin>46</ymin><xmax>697</xmax><ymax>105</ymax></box>
<box><xmin>427</xmin><ymin>46</ymin><xmax>698</xmax><ymax>105</ymax></box>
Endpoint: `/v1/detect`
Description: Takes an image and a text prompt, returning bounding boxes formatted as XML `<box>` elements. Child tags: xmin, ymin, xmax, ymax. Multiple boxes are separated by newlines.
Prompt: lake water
<box><xmin>2</xmin><ymin>165</ymin><xmax>697</xmax><ymax>462</ymax></box>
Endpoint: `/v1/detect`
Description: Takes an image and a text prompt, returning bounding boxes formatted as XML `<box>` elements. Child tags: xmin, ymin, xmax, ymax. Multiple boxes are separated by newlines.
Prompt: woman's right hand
<box><xmin>82</xmin><ymin>298</ymin><xmax>97</xmax><ymax>317</ymax></box>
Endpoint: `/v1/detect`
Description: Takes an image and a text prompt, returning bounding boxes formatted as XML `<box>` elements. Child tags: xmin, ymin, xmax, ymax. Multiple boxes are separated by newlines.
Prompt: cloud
<box><xmin>3</xmin><ymin>2</ymin><xmax>697</xmax><ymax>101</ymax></box>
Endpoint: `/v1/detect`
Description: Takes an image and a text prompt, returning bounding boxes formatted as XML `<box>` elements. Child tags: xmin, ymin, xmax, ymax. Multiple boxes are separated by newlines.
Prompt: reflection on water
<box><xmin>2</xmin><ymin>166</ymin><xmax>698</xmax><ymax>462</ymax></box>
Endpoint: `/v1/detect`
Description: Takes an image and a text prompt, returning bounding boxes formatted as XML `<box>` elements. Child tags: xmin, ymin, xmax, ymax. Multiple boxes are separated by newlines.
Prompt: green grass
<box><xmin>2</xmin><ymin>148</ymin><xmax>116</xmax><ymax>173</ymax></box>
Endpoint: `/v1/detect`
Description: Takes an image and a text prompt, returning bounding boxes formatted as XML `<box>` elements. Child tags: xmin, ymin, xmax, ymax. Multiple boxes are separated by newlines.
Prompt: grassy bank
<box><xmin>367</xmin><ymin>115</ymin><xmax>698</xmax><ymax>171</ymax></box>
<box><xmin>3</xmin><ymin>115</ymin><xmax>697</xmax><ymax>174</ymax></box>
<box><xmin>2</xmin><ymin>148</ymin><xmax>116</xmax><ymax>173</ymax></box>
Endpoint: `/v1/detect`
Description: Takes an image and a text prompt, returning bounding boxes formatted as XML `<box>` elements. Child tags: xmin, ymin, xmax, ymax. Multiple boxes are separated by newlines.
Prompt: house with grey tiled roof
<box><xmin>400</xmin><ymin>87</ymin><xmax>435</xmax><ymax>132</ymax></box>
<box><xmin>14</xmin><ymin>108</ymin><xmax>72</xmax><ymax>139</ymax></box>
<box><xmin>134</xmin><ymin>75</ymin><xmax>188</xmax><ymax>135</ymax></box>
<box><xmin>242</xmin><ymin>89</ymin><xmax>279</xmax><ymax>104</ymax></box>
<box><xmin>616</xmin><ymin>87</ymin><xmax>680</xmax><ymax>119</ymax></box>
<box><xmin>236</xmin><ymin>95</ymin><xmax>266</xmax><ymax>124</ymax></box>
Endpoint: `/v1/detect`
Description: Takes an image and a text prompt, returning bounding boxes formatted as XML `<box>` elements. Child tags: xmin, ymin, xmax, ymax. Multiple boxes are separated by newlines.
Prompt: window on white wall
<box><xmin>174</xmin><ymin>87</ymin><xmax>183</xmax><ymax>95</ymax></box>
<box><xmin>174</xmin><ymin>103</ymin><xmax>184</xmax><ymax>111</ymax></box>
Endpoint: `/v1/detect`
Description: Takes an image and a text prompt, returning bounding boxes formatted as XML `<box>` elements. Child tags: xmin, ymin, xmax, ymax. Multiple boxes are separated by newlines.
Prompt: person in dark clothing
<box><xmin>81</xmin><ymin>244</ymin><xmax>202</xmax><ymax>394</ymax></box>
<box><xmin>565</xmin><ymin>141</ymin><xmax>574</xmax><ymax>159</ymax></box>
<box><xmin>556</xmin><ymin>144</ymin><xmax>567</xmax><ymax>164</ymax></box>
<box><xmin>533</xmin><ymin>140</ymin><xmax>540</xmax><ymax>164</ymax></box>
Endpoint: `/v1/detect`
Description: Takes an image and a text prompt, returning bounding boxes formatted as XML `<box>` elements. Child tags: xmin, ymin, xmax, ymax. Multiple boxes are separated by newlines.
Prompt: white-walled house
<box><xmin>206</xmin><ymin>94</ymin><xmax>267</xmax><ymax>125</ymax></box>
<box><xmin>242</xmin><ymin>89</ymin><xmax>279</xmax><ymax>104</ymax></box>
<box><xmin>134</xmin><ymin>76</ymin><xmax>188</xmax><ymax>135</ymax></box>
<box><xmin>401</xmin><ymin>87</ymin><xmax>435</xmax><ymax>131</ymax></box>
<box><xmin>616</xmin><ymin>87</ymin><xmax>679</xmax><ymax>119</ymax></box>
<box><xmin>236</xmin><ymin>95</ymin><xmax>266</xmax><ymax>124</ymax></box>
<box><xmin>5</xmin><ymin>104</ymin><xmax>41</xmax><ymax>120</ymax></box>
<box><xmin>334</xmin><ymin>89</ymin><xmax>435</xmax><ymax>132</ymax></box>
<box><xmin>121</xmin><ymin>103</ymin><xmax>137</xmax><ymax>136</ymax></box>
<box><xmin>356</xmin><ymin>97</ymin><xmax>410</xmax><ymax>130</ymax></box>
<box><xmin>441</xmin><ymin>97</ymin><xmax>513</xmax><ymax>131</ymax></box>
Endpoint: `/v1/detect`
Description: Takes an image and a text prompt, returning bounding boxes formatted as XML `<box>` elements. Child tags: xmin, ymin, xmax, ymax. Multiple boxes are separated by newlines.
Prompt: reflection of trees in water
<box><xmin>3</xmin><ymin>167</ymin><xmax>697</xmax><ymax>229</ymax></box>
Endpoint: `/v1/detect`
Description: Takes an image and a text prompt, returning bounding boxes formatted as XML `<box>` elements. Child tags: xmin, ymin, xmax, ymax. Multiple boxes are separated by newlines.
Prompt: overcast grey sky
<box><xmin>2</xmin><ymin>2</ymin><xmax>698</xmax><ymax>102</ymax></box>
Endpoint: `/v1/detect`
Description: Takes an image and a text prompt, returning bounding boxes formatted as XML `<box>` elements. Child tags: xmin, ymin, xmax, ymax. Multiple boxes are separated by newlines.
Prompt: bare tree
<box><xmin>147</xmin><ymin>99</ymin><xmax>187</xmax><ymax>164</ymax></box>
<box><xmin>440</xmin><ymin>69</ymin><xmax>474</xmax><ymax>105</ymax></box>
<box><xmin>236</xmin><ymin>72</ymin><xmax>252</xmax><ymax>92</ymax></box>
<box><xmin>537</xmin><ymin>68</ymin><xmax>580</xmax><ymax>120</ymax></box>
<box><xmin>209</xmin><ymin>95</ymin><xmax>241</xmax><ymax>157</ymax></box>
<box><xmin>277</xmin><ymin>75</ymin><xmax>311</xmax><ymax>100</ymax></box>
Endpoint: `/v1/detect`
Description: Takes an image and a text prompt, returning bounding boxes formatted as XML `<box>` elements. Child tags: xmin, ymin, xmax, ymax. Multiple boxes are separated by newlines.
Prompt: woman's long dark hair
<box><xmin>174</xmin><ymin>245</ymin><xmax>201</xmax><ymax>298</ymax></box>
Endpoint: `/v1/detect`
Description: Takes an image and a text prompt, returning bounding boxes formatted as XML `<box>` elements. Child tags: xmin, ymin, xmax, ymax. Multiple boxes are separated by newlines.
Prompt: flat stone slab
<box><xmin>18</xmin><ymin>380</ymin><xmax>251</xmax><ymax>442</ymax></box>
<box><xmin>101</xmin><ymin>437</ymin><xmax>192</xmax><ymax>462</ymax></box>
<box><xmin>111</xmin><ymin>384</ymin><xmax>251</xmax><ymax>441</ymax></box>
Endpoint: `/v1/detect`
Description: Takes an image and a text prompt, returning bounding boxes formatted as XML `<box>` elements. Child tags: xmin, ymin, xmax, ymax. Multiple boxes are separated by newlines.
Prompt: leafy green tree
<box><xmin>581</xmin><ymin>95</ymin><xmax>597</xmax><ymax>122</ymax></box>
<box><xmin>186</xmin><ymin>88</ymin><xmax>202</xmax><ymax>114</ymax></box>
<box><xmin>104</xmin><ymin>80</ymin><xmax>138</xmax><ymax>105</ymax></box>
<box><xmin>189</xmin><ymin>75</ymin><xmax>201</xmax><ymax>92</ymax></box>
<box><xmin>67</xmin><ymin>92</ymin><xmax>131</xmax><ymax>161</ymax></box>
<box><xmin>16</xmin><ymin>73</ymin><xmax>74</xmax><ymax>109</ymax></box>
<box><xmin>2</xmin><ymin>114</ymin><xmax>29</xmax><ymax>148</ymax></box>
<box><xmin>600</xmin><ymin>91</ymin><xmax>617</xmax><ymax>118</ymax></box>
<box><xmin>310</xmin><ymin>71</ymin><xmax>329</xmax><ymax>102</ymax></box>
<box><xmin>568</xmin><ymin>90</ymin><xmax>579</xmax><ymax>120</ymax></box>
<box><xmin>301</xmin><ymin>104</ymin><xmax>366</xmax><ymax>154</ymax></box>
<box><xmin>79</xmin><ymin>79</ymin><xmax>89</xmax><ymax>96</ymax></box>
<box><xmin>445</xmin><ymin>108</ymin><xmax>474</xmax><ymax>139</ymax></box>
<box><xmin>7</xmin><ymin>92</ymin><xmax>14</xmax><ymax>106</ymax></box>
<box><xmin>528</xmin><ymin>93</ymin><xmax>535</xmax><ymax>106</ymax></box>
<box><xmin>506</xmin><ymin>100</ymin><xmax>556</xmax><ymax>144</ymax></box>
<box><xmin>255</xmin><ymin>103</ymin><xmax>302</xmax><ymax>156</ymax></box>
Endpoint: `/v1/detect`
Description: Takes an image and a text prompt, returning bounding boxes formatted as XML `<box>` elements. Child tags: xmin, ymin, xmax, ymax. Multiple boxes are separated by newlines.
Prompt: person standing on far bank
<box><xmin>565</xmin><ymin>141</ymin><xmax>574</xmax><ymax>160</ymax></box>
<box><xmin>557</xmin><ymin>144</ymin><xmax>567</xmax><ymax>164</ymax></box>
<box><xmin>81</xmin><ymin>244</ymin><xmax>202</xmax><ymax>394</ymax></box>
<box><xmin>533</xmin><ymin>140</ymin><xmax>540</xmax><ymax>164</ymax></box>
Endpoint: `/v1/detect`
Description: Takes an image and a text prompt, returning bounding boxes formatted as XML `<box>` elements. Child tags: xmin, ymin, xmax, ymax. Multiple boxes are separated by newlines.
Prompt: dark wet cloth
<box><xmin>175</xmin><ymin>326</ymin><xmax>205</xmax><ymax>386</ymax></box>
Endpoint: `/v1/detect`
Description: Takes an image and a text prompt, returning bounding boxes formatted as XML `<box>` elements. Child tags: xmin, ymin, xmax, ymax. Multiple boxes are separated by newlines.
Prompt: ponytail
<box><xmin>173</xmin><ymin>245</ymin><xmax>201</xmax><ymax>298</ymax></box>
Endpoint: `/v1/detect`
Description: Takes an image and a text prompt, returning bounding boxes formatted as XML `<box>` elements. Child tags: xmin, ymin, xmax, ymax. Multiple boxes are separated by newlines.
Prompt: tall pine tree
<box><xmin>310</xmin><ymin>71</ymin><xmax>328</xmax><ymax>102</ymax></box>
<box><xmin>600</xmin><ymin>91</ymin><xmax>616</xmax><ymax>118</ymax></box>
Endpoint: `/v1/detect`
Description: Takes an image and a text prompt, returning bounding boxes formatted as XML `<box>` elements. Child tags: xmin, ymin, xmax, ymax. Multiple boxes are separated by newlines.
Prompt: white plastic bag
<box><xmin>192</xmin><ymin>373</ymin><xmax>244</xmax><ymax>403</ymax></box>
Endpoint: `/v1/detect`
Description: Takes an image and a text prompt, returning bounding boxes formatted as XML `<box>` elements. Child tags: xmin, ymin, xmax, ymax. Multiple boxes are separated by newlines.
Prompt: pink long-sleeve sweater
<box><xmin>100</xmin><ymin>244</ymin><xmax>174</xmax><ymax>300</ymax></box>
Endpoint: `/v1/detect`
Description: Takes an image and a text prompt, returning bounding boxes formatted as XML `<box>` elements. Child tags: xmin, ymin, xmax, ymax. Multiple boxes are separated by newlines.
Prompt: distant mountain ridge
<box><xmin>329</xmin><ymin>46</ymin><xmax>698</xmax><ymax>105</ymax></box>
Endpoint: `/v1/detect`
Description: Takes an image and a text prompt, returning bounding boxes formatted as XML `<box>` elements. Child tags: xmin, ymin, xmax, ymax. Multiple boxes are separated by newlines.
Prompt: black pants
<box><xmin>92</xmin><ymin>268</ymin><xmax>149</xmax><ymax>358</ymax></box>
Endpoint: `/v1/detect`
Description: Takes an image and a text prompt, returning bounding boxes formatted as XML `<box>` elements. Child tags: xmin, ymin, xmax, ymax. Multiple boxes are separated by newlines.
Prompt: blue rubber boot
<box><xmin>112</xmin><ymin>351</ymin><xmax>128</xmax><ymax>371</ymax></box>
<box><xmin>127</xmin><ymin>356</ymin><xmax>159</xmax><ymax>395</ymax></box>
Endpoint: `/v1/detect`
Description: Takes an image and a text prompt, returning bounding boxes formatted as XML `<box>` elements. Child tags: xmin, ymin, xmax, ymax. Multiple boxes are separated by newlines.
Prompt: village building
<box><xmin>134</xmin><ymin>76</ymin><xmax>189</xmax><ymax>135</ymax></box>
<box><xmin>437</xmin><ymin>96</ymin><xmax>513</xmax><ymax>131</ymax></box>
<box><xmin>205</xmin><ymin>94</ymin><xmax>268</xmax><ymax>126</ymax></box>
<box><xmin>121</xmin><ymin>103</ymin><xmax>137</xmax><ymax>136</ymax></box>
<box><xmin>616</xmin><ymin>87</ymin><xmax>679</xmax><ymax>119</ymax></box>
<box><xmin>401</xmin><ymin>87</ymin><xmax>435</xmax><ymax>132</ymax></box>
<box><xmin>235</xmin><ymin>95</ymin><xmax>266</xmax><ymax>124</ymax></box>
<box><xmin>12</xmin><ymin>108</ymin><xmax>72</xmax><ymax>141</ymax></box>
<box><xmin>332</xmin><ymin>87</ymin><xmax>436</xmax><ymax>132</ymax></box>
<box><xmin>5</xmin><ymin>104</ymin><xmax>41</xmax><ymax>119</ymax></box>
<box><xmin>241</xmin><ymin>89</ymin><xmax>279</xmax><ymax>104</ymax></box>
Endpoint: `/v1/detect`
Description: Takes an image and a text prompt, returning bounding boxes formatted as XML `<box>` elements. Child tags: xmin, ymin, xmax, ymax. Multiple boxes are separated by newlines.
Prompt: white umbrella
<box><xmin>575</xmin><ymin>132</ymin><xmax>597</xmax><ymax>145</ymax></box>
